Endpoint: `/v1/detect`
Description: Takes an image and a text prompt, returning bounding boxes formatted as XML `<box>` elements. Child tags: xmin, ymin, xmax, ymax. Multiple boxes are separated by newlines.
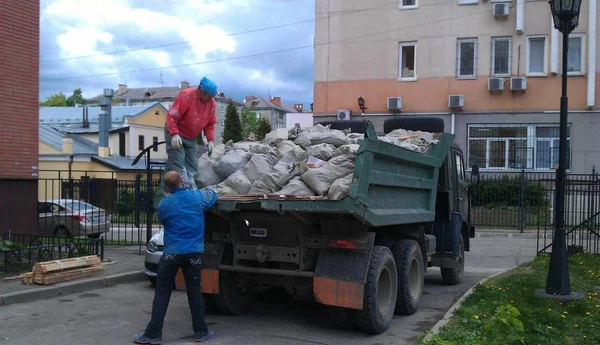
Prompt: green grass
<box><xmin>112</xmin><ymin>213</ymin><xmax>160</xmax><ymax>225</ymax></box>
<box><xmin>418</xmin><ymin>253</ymin><xmax>600</xmax><ymax>345</ymax></box>
<box><xmin>473</xmin><ymin>205</ymin><xmax>553</xmax><ymax>230</ymax></box>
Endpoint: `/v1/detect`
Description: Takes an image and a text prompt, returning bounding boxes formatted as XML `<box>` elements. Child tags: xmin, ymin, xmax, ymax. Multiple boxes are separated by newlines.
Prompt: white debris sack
<box><xmin>304</xmin><ymin>129</ymin><xmax>347</xmax><ymax>147</ymax></box>
<box><xmin>248</xmin><ymin>150</ymin><xmax>308</xmax><ymax>194</ymax></box>
<box><xmin>300</xmin><ymin>154</ymin><xmax>356</xmax><ymax>195</ymax></box>
<box><xmin>382</xmin><ymin>129</ymin><xmax>439</xmax><ymax>153</ymax></box>
<box><xmin>305</xmin><ymin>124</ymin><xmax>330</xmax><ymax>132</ymax></box>
<box><xmin>278</xmin><ymin>176</ymin><xmax>316</xmax><ymax>196</ymax></box>
<box><xmin>346</xmin><ymin>133</ymin><xmax>364</xmax><ymax>144</ymax></box>
<box><xmin>262</xmin><ymin>128</ymin><xmax>289</xmax><ymax>145</ymax></box>
<box><xmin>306</xmin><ymin>143</ymin><xmax>335</xmax><ymax>161</ymax></box>
<box><xmin>332</xmin><ymin>144</ymin><xmax>360</xmax><ymax>158</ymax></box>
<box><xmin>242</xmin><ymin>153</ymin><xmax>278</xmax><ymax>182</ymax></box>
<box><xmin>250</xmin><ymin>143</ymin><xmax>280</xmax><ymax>158</ymax></box>
<box><xmin>276</xmin><ymin>140</ymin><xmax>304</xmax><ymax>157</ymax></box>
<box><xmin>213</xmin><ymin>149</ymin><xmax>250</xmax><ymax>177</ymax></box>
<box><xmin>328</xmin><ymin>173</ymin><xmax>354</xmax><ymax>200</ymax></box>
<box><xmin>194</xmin><ymin>155</ymin><xmax>224</xmax><ymax>188</ymax></box>
<box><xmin>210</xmin><ymin>144</ymin><xmax>226</xmax><ymax>161</ymax></box>
<box><xmin>218</xmin><ymin>170</ymin><xmax>252</xmax><ymax>195</ymax></box>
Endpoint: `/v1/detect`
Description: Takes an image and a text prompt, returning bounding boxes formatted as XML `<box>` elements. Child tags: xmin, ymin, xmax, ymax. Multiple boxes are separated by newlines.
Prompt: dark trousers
<box><xmin>144</xmin><ymin>253</ymin><xmax>207</xmax><ymax>339</ymax></box>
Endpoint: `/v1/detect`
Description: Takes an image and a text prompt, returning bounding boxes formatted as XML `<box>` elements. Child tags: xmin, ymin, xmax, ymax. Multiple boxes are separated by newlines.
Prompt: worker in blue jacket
<box><xmin>134</xmin><ymin>170</ymin><xmax>218</xmax><ymax>345</ymax></box>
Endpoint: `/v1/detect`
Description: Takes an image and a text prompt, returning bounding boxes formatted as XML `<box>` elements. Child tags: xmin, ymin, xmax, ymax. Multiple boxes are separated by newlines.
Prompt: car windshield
<box><xmin>60</xmin><ymin>200</ymin><xmax>97</xmax><ymax>211</ymax></box>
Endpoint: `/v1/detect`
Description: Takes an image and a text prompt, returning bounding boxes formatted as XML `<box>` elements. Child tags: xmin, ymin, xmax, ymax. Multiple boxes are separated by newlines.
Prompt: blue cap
<box><xmin>199</xmin><ymin>77</ymin><xmax>218</xmax><ymax>97</ymax></box>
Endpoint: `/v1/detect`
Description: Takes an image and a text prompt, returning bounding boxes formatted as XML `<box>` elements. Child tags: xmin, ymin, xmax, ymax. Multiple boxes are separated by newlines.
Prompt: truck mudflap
<box><xmin>312</xmin><ymin>232</ymin><xmax>375</xmax><ymax>310</ymax></box>
<box><xmin>199</xmin><ymin>242</ymin><xmax>225</xmax><ymax>294</ymax></box>
<box><xmin>431</xmin><ymin>212</ymin><xmax>462</xmax><ymax>268</ymax></box>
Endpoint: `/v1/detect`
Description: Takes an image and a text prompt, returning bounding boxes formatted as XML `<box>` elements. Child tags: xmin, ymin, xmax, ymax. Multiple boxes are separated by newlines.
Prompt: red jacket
<box><xmin>166</xmin><ymin>88</ymin><xmax>216</xmax><ymax>141</ymax></box>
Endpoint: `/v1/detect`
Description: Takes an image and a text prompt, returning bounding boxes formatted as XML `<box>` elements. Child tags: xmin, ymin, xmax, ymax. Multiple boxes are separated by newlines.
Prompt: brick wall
<box><xmin>0</xmin><ymin>0</ymin><xmax>40</xmax><ymax>179</ymax></box>
<box><xmin>0</xmin><ymin>0</ymin><xmax>39</xmax><ymax>235</ymax></box>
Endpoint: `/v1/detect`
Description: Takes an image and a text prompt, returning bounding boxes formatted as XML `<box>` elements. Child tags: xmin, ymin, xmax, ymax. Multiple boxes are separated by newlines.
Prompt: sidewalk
<box><xmin>0</xmin><ymin>245</ymin><xmax>147</xmax><ymax>306</ymax></box>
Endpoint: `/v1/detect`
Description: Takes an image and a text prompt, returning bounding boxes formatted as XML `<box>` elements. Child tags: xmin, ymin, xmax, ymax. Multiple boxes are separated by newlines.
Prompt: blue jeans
<box><xmin>143</xmin><ymin>253</ymin><xmax>207</xmax><ymax>339</ymax></box>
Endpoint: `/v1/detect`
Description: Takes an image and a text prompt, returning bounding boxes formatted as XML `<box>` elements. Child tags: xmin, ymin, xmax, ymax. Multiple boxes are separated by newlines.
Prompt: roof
<box><xmin>245</xmin><ymin>97</ymin><xmax>298</xmax><ymax>113</ymax></box>
<box><xmin>92</xmin><ymin>156</ymin><xmax>166</xmax><ymax>171</ymax></box>
<box><xmin>53</xmin><ymin>123</ymin><xmax>129</xmax><ymax>135</ymax></box>
<box><xmin>39</xmin><ymin>103</ymin><xmax>165</xmax><ymax>124</ymax></box>
<box><xmin>39</xmin><ymin>124</ymin><xmax>98</xmax><ymax>155</ymax></box>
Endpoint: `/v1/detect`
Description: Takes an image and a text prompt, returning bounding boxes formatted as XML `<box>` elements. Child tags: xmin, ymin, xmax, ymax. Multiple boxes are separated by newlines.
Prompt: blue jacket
<box><xmin>157</xmin><ymin>188</ymin><xmax>218</xmax><ymax>255</ymax></box>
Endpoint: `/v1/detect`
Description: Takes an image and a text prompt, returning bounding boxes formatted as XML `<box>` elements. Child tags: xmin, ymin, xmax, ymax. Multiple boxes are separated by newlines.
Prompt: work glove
<box><xmin>171</xmin><ymin>134</ymin><xmax>182</xmax><ymax>150</ymax></box>
<box><xmin>208</xmin><ymin>141</ymin><xmax>214</xmax><ymax>157</ymax></box>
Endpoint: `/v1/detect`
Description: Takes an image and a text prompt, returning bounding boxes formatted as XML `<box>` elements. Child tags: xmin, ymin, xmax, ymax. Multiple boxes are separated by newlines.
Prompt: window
<box><xmin>220</xmin><ymin>105</ymin><xmax>225</xmax><ymax>113</ymax></box>
<box><xmin>152</xmin><ymin>136</ymin><xmax>158</xmax><ymax>152</ymax></box>
<box><xmin>567</xmin><ymin>34</ymin><xmax>584</xmax><ymax>75</ymax></box>
<box><xmin>399</xmin><ymin>42</ymin><xmax>417</xmax><ymax>81</ymax></box>
<box><xmin>455</xmin><ymin>153</ymin><xmax>466</xmax><ymax>181</ymax></box>
<box><xmin>138</xmin><ymin>135</ymin><xmax>144</xmax><ymax>150</ymax></box>
<box><xmin>399</xmin><ymin>0</ymin><xmax>418</xmax><ymax>9</ymax></box>
<box><xmin>456</xmin><ymin>38</ymin><xmax>477</xmax><ymax>79</ymax></box>
<box><xmin>491</xmin><ymin>37</ymin><xmax>512</xmax><ymax>77</ymax></box>
<box><xmin>220</xmin><ymin>119</ymin><xmax>225</xmax><ymax>126</ymax></box>
<box><xmin>458</xmin><ymin>0</ymin><xmax>478</xmax><ymax>4</ymax></box>
<box><xmin>526</xmin><ymin>36</ymin><xmax>547</xmax><ymax>76</ymax></box>
<box><xmin>467</xmin><ymin>124</ymin><xmax>571</xmax><ymax>171</ymax></box>
<box><xmin>119</xmin><ymin>132</ymin><xmax>126</xmax><ymax>156</ymax></box>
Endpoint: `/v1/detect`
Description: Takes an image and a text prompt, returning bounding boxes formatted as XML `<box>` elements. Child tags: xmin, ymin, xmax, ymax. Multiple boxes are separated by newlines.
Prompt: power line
<box><xmin>40</xmin><ymin>7</ymin><xmax>493</xmax><ymax>82</ymax></box>
<box><xmin>38</xmin><ymin>1</ymin><xmax>416</xmax><ymax>64</ymax></box>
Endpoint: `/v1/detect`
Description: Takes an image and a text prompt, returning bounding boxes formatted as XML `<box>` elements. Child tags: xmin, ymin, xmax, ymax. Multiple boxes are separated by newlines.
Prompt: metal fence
<box><xmin>0</xmin><ymin>232</ymin><xmax>103</xmax><ymax>274</ymax></box>
<box><xmin>38</xmin><ymin>170</ymin><xmax>164</xmax><ymax>247</ymax></box>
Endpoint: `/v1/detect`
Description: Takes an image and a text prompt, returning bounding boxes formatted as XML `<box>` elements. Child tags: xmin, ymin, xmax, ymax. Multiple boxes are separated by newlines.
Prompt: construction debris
<box><xmin>21</xmin><ymin>255</ymin><xmax>103</xmax><ymax>285</ymax></box>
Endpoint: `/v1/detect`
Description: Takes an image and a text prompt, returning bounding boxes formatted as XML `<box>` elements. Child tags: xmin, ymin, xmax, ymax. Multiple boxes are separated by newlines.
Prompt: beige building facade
<box><xmin>314</xmin><ymin>0</ymin><xmax>600</xmax><ymax>173</ymax></box>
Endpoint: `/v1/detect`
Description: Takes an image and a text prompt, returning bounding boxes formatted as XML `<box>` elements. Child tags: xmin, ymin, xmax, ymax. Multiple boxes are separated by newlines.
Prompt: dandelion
<box><xmin>561</xmin><ymin>315</ymin><xmax>566</xmax><ymax>319</ymax></box>
<box><xmin>473</xmin><ymin>315</ymin><xmax>479</xmax><ymax>320</ymax></box>
<box><xmin>547</xmin><ymin>326</ymin><xmax>553</xmax><ymax>330</ymax></box>
<box><xmin>548</xmin><ymin>308</ymin><xmax>552</xmax><ymax>312</ymax></box>
<box><xmin>574</xmin><ymin>324</ymin><xmax>579</xmax><ymax>328</ymax></box>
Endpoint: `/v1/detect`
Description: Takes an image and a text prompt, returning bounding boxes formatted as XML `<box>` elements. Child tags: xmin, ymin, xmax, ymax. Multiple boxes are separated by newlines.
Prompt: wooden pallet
<box><xmin>21</xmin><ymin>255</ymin><xmax>103</xmax><ymax>285</ymax></box>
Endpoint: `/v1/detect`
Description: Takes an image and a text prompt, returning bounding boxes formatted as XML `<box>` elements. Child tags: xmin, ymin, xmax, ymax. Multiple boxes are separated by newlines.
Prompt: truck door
<box><xmin>452</xmin><ymin>149</ymin><xmax>469</xmax><ymax>220</ymax></box>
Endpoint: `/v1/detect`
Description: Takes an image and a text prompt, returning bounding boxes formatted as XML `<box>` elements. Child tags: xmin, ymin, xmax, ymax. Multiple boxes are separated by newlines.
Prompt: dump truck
<box><xmin>198</xmin><ymin>118</ymin><xmax>477</xmax><ymax>334</ymax></box>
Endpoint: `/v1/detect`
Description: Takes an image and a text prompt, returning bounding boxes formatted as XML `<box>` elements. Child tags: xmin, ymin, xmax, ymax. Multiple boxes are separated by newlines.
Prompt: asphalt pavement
<box><xmin>0</xmin><ymin>232</ymin><xmax>540</xmax><ymax>345</ymax></box>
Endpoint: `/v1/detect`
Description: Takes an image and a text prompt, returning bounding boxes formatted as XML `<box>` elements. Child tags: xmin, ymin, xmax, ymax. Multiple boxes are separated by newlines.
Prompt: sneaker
<box><xmin>133</xmin><ymin>333</ymin><xmax>162</xmax><ymax>345</ymax></box>
<box><xmin>194</xmin><ymin>330</ymin><xmax>215</xmax><ymax>342</ymax></box>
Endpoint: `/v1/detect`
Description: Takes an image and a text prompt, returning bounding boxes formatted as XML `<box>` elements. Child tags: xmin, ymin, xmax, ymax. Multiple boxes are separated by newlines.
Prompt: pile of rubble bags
<box><xmin>194</xmin><ymin>124</ymin><xmax>439</xmax><ymax>201</ymax></box>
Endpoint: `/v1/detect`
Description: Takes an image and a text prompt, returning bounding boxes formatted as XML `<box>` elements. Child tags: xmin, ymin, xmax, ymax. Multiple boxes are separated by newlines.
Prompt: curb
<box><xmin>424</xmin><ymin>267</ymin><xmax>515</xmax><ymax>340</ymax></box>
<box><xmin>0</xmin><ymin>271</ymin><xmax>146</xmax><ymax>307</ymax></box>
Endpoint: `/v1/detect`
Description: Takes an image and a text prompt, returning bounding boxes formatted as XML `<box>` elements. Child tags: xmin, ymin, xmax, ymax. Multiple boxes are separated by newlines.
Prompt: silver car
<box><xmin>144</xmin><ymin>229</ymin><xmax>164</xmax><ymax>285</ymax></box>
<box><xmin>38</xmin><ymin>199</ymin><xmax>111</xmax><ymax>238</ymax></box>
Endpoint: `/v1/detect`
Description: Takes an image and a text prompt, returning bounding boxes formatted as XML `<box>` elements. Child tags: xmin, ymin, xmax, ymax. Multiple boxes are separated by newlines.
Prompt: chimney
<box><xmin>62</xmin><ymin>137</ymin><xmax>73</xmax><ymax>155</ymax></box>
<box><xmin>294</xmin><ymin>104</ymin><xmax>303</xmax><ymax>112</ymax></box>
<box><xmin>82</xmin><ymin>106</ymin><xmax>89</xmax><ymax>128</ymax></box>
<box><xmin>98</xmin><ymin>88</ymin><xmax>113</xmax><ymax>158</ymax></box>
<box><xmin>117</xmin><ymin>84</ymin><xmax>127</xmax><ymax>96</ymax></box>
<box><xmin>180</xmin><ymin>81</ymin><xmax>190</xmax><ymax>89</ymax></box>
<box><xmin>244</xmin><ymin>96</ymin><xmax>256</xmax><ymax>104</ymax></box>
<box><xmin>271</xmin><ymin>97</ymin><xmax>281</xmax><ymax>107</ymax></box>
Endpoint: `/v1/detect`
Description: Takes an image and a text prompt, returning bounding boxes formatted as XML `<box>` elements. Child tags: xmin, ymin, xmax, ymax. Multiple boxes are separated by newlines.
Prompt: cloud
<box><xmin>40</xmin><ymin>0</ymin><xmax>315</xmax><ymax>107</ymax></box>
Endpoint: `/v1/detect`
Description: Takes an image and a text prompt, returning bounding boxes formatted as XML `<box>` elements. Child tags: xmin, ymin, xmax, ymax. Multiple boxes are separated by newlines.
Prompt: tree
<box><xmin>222</xmin><ymin>101</ymin><xmax>243</xmax><ymax>143</ymax></box>
<box><xmin>66</xmin><ymin>88</ymin><xmax>86</xmax><ymax>106</ymax></box>
<box><xmin>240</xmin><ymin>108</ymin><xmax>259</xmax><ymax>139</ymax></box>
<box><xmin>257</xmin><ymin>117</ymin><xmax>272</xmax><ymax>141</ymax></box>
<box><xmin>40</xmin><ymin>92</ymin><xmax>67</xmax><ymax>106</ymax></box>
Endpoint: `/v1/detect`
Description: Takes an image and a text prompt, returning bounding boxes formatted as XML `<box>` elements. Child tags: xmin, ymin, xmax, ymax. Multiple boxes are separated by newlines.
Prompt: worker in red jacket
<box><xmin>159</xmin><ymin>77</ymin><xmax>217</xmax><ymax>197</ymax></box>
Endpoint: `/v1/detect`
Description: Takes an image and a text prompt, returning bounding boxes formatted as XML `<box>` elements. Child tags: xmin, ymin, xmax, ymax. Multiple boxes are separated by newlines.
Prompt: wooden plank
<box><xmin>38</xmin><ymin>266</ymin><xmax>104</xmax><ymax>285</ymax></box>
<box><xmin>34</xmin><ymin>255</ymin><xmax>101</xmax><ymax>274</ymax></box>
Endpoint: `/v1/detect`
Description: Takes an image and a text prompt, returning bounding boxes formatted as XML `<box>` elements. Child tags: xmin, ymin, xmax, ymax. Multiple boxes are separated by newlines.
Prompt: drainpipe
<box><xmin>587</xmin><ymin>0</ymin><xmax>597</xmax><ymax>109</ymax></box>
<box><xmin>516</xmin><ymin>0</ymin><xmax>524</xmax><ymax>34</ymax></box>
<box><xmin>68</xmin><ymin>154</ymin><xmax>74</xmax><ymax>199</ymax></box>
<box><xmin>451</xmin><ymin>113</ymin><xmax>455</xmax><ymax>134</ymax></box>
<box><xmin>550</xmin><ymin>14</ymin><xmax>559</xmax><ymax>75</ymax></box>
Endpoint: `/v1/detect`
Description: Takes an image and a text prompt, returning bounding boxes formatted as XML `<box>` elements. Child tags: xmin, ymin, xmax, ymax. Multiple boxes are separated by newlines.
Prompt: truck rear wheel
<box><xmin>326</xmin><ymin>306</ymin><xmax>356</xmax><ymax>330</ymax></box>
<box><xmin>354</xmin><ymin>246</ymin><xmax>398</xmax><ymax>334</ymax></box>
<box><xmin>211</xmin><ymin>271</ymin><xmax>257</xmax><ymax>315</ymax></box>
<box><xmin>392</xmin><ymin>240</ymin><xmax>424</xmax><ymax>315</ymax></box>
<box><xmin>441</xmin><ymin>235</ymin><xmax>465</xmax><ymax>285</ymax></box>
<box><xmin>383</xmin><ymin>117</ymin><xmax>445</xmax><ymax>134</ymax></box>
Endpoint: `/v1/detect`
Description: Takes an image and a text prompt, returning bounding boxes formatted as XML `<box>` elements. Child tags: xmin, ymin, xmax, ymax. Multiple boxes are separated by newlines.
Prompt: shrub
<box><xmin>116</xmin><ymin>189</ymin><xmax>135</xmax><ymax>216</ymax></box>
<box><xmin>470</xmin><ymin>176</ymin><xmax>546</xmax><ymax>207</ymax></box>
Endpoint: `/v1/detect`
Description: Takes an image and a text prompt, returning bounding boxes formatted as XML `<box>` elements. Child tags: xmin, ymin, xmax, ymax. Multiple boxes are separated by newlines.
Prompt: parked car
<box><xmin>144</xmin><ymin>229</ymin><xmax>164</xmax><ymax>285</ymax></box>
<box><xmin>38</xmin><ymin>199</ymin><xmax>111</xmax><ymax>238</ymax></box>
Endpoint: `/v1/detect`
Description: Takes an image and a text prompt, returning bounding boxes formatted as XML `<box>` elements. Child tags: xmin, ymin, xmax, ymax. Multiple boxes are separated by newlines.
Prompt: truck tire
<box><xmin>392</xmin><ymin>240</ymin><xmax>424</xmax><ymax>315</ymax></box>
<box><xmin>211</xmin><ymin>271</ymin><xmax>257</xmax><ymax>315</ymax></box>
<box><xmin>383</xmin><ymin>117</ymin><xmax>445</xmax><ymax>134</ymax></box>
<box><xmin>326</xmin><ymin>306</ymin><xmax>356</xmax><ymax>330</ymax></box>
<box><xmin>441</xmin><ymin>235</ymin><xmax>465</xmax><ymax>285</ymax></box>
<box><xmin>316</xmin><ymin>120</ymin><xmax>366</xmax><ymax>133</ymax></box>
<box><xmin>354</xmin><ymin>246</ymin><xmax>398</xmax><ymax>334</ymax></box>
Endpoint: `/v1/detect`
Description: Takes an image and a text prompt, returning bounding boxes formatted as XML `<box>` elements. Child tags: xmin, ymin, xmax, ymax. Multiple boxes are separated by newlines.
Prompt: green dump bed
<box><xmin>215</xmin><ymin>124</ymin><xmax>454</xmax><ymax>227</ymax></box>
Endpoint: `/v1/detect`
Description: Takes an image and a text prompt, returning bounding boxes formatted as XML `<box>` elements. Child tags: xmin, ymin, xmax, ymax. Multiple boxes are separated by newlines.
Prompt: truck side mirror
<box><xmin>470</xmin><ymin>165</ymin><xmax>480</xmax><ymax>185</ymax></box>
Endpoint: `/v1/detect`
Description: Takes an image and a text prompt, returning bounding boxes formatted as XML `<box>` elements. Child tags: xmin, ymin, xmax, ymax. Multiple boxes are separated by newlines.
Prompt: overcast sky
<box><xmin>40</xmin><ymin>0</ymin><xmax>315</xmax><ymax>108</ymax></box>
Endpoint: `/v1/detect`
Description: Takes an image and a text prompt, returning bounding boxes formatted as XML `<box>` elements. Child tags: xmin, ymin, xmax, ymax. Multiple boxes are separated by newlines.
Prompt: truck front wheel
<box><xmin>211</xmin><ymin>271</ymin><xmax>257</xmax><ymax>315</ymax></box>
<box><xmin>393</xmin><ymin>240</ymin><xmax>424</xmax><ymax>315</ymax></box>
<box><xmin>441</xmin><ymin>235</ymin><xmax>465</xmax><ymax>285</ymax></box>
<box><xmin>354</xmin><ymin>246</ymin><xmax>398</xmax><ymax>334</ymax></box>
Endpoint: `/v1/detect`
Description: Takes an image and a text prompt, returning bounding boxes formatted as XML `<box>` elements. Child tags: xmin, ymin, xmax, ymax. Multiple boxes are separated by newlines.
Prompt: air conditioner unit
<box><xmin>448</xmin><ymin>95</ymin><xmax>465</xmax><ymax>109</ymax></box>
<box><xmin>387</xmin><ymin>97</ymin><xmax>403</xmax><ymax>111</ymax></box>
<box><xmin>493</xmin><ymin>3</ymin><xmax>509</xmax><ymax>17</ymax></box>
<box><xmin>488</xmin><ymin>78</ymin><xmax>505</xmax><ymax>92</ymax></box>
<box><xmin>510</xmin><ymin>77</ymin><xmax>527</xmax><ymax>91</ymax></box>
<box><xmin>337</xmin><ymin>108</ymin><xmax>352</xmax><ymax>121</ymax></box>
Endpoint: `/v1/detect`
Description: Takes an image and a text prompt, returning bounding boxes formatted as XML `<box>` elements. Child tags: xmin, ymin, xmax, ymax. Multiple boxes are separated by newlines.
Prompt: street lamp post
<box><xmin>546</xmin><ymin>0</ymin><xmax>582</xmax><ymax>295</ymax></box>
